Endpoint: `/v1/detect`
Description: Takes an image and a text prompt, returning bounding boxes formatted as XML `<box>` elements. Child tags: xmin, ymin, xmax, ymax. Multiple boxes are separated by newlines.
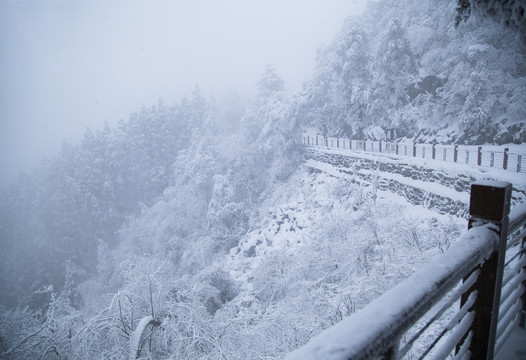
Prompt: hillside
<box><xmin>1</xmin><ymin>154</ymin><xmax>469</xmax><ymax>359</ymax></box>
<box><xmin>295</xmin><ymin>0</ymin><xmax>526</xmax><ymax>145</ymax></box>
<box><xmin>1</xmin><ymin>0</ymin><xmax>525</xmax><ymax>358</ymax></box>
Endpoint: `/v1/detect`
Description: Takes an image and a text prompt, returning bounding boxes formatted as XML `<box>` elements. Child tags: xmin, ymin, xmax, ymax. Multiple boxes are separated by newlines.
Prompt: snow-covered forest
<box><xmin>1</xmin><ymin>0</ymin><xmax>525</xmax><ymax>359</ymax></box>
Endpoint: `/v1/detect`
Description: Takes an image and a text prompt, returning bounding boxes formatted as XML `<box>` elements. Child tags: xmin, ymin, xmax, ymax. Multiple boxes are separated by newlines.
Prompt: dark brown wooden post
<box><xmin>518</xmin><ymin>155</ymin><xmax>522</xmax><ymax>173</ymax></box>
<box><xmin>503</xmin><ymin>148</ymin><xmax>509</xmax><ymax>170</ymax></box>
<box><xmin>478</xmin><ymin>146</ymin><xmax>482</xmax><ymax>166</ymax></box>
<box><xmin>454</xmin><ymin>145</ymin><xmax>459</xmax><ymax>163</ymax></box>
<box><xmin>395</xmin><ymin>143</ymin><xmax>399</xmax><ymax>155</ymax></box>
<box><xmin>413</xmin><ymin>143</ymin><xmax>417</xmax><ymax>157</ymax></box>
<box><xmin>521</xmin><ymin>228</ymin><xmax>526</xmax><ymax>329</ymax></box>
<box><xmin>461</xmin><ymin>181</ymin><xmax>511</xmax><ymax>360</ymax></box>
<box><xmin>381</xmin><ymin>341</ymin><xmax>400</xmax><ymax>360</ymax></box>
<box><xmin>379</xmin><ymin>141</ymin><xmax>383</xmax><ymax>153</ymax></box>
<box><xmin>432</xmin><ymin>144</ymin><xmax>436</xmax><ymax>160</ymax></box>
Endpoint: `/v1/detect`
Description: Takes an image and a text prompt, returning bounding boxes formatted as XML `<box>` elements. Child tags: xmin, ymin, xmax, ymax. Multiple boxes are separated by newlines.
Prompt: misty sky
<box><xmin>0</xmin><ymin>0</ymin><xmax>368</xmax><ymax>187</ymax></box>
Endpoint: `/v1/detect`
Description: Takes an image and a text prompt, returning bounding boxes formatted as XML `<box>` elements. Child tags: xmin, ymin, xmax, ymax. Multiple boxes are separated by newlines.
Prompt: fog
<box><xmin>0</xmin><ymin>0</ymin><xmax>368</xmax><ymax>187</ymax></box>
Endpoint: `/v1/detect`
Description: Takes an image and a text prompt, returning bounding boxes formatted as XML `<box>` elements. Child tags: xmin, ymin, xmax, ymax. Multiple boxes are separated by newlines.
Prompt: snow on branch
<box><xmin>129</xmin><ymin>315</ymin><xmax>160</xmax><ymax>360</ymax></box>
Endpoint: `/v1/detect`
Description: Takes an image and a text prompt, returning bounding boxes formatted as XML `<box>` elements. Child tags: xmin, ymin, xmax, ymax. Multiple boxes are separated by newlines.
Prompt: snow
<box><xmin>225</xmin><ymin>158</ymin><xmax>470</xmax><ymax>324</ymax></box>
<box><xmin>473</xmin><ymin>179</ymin><xmax>512</xmax><ymax>188</ymax></box>
<box><xmin>285</xmin><ymin>225</ymin><xmax>498</xmax><ymax>360</ymax></box>
<box><xmin>495</xmin><ymin>319</ymin><xmax>526</xmax><ymax>360</ymax></box>
<box><xmin>306</xmin><ymin>146</ymin><xmax>526</xmax><ymax>210</ymax></box>
<box><xmin>305</xmin><ymin>158</ymin><xmax>467</xmax><ymax>223</ymax></box>
<box><xmin>427</xmin><ymin>311</ymin><xmax>474</xmax><ymax>360</ymax></box>
<box><xmin>497</xmin><ymin>300</ymin><xmax>523</xmax><ymax>341</ymax></box>
<box><xmin>305</xmin><ymin>143</ymin><xmax>526</xmax><ymax>186</ymax></box>
<box><xmin>468</xmin><ymin>44</ymin><xmax>490</xmax><ymax>57</ymax></box>
<box><xmin>358</xmin><ymin>168</ymin><xmax>469</xmax><ymax>204</ymax></box>
<box><xmin>3</xmin><ymin>0</ymin><xmax>526</xmax><ymax>357</ymax></box>
<box><xmin>304</xmin><ymin>159</ymin><xmax>362</xmax><ymax>182</ymax></box>
<box><xmin>509</xmin><ymin>202</ymin><xmax>526</xmax><ymax>231</ymax></box>
<box><xmin>278</xmin><ymin>145</ymin><xmax>526</xmax><ymax>359</ymax></box>
<box><xmin>130</xmin><ymin>315</ymin><xmax>154</xmax><ymax>360</ymax></box>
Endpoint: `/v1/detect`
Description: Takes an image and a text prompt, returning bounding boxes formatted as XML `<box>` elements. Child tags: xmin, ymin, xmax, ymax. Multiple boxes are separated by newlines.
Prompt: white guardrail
<box><xmin>302</xmin><ymin>134</ymin><xmax>526</xmax><ymax>174</ymax></box>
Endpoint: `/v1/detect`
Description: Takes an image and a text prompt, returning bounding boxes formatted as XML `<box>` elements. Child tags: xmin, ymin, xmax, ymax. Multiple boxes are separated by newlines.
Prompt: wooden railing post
<box><xmin>454</xmin><ymin>145</ymin><xmax>459</xmax><ymax>163</ymax></box>
<box><xmin>461</xmin><ymin>181</ymin><xmax>511</xmax><ymax>360</ymax></box>
<box><xmin>413</xmin><ymin>143</ymin><xmax>417</xmax><ymax>157</ymax></box>
<box><xmin>521</xmin><ymin>227</ymin><xmax>526</xmax><ymax>329</ymax></box>
<box><xmin>478</xmin><ymin>146</ymin><xmax>482</xmax><ymax>166</ymax></box>
<box><xmin>432</xmin><ymin>144</ymin><xmax>436</xmax><ymax>160</ymax></box>
<box><xmin>381</xmin><ymin>340</ymin><xmax>400</xmax><ymax>360</ymax></box>
<box><xmin>503</xmin><ymin>148</ymin><xmax>509</xmax><ymax>170</ymax></box>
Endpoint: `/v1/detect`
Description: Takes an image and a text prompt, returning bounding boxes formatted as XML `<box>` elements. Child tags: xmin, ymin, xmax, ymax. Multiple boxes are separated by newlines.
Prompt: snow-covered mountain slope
<box><xmin>296</xmin><ymin>0</ymin><xmax>526</xmax><ymax>145</ymax></box>
<box><xmin>215</xmin><ymin>147</ymin><xmax>526</xmax><ymax>357</ymax></box>
<box><xmin>222</xmin><ymin>157</ymin><xmax>467</xmax><ymax>327</ymax></box>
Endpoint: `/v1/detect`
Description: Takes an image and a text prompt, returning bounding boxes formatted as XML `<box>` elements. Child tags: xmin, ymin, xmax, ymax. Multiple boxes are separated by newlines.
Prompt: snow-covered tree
<box><xmin>368</xmin><ymin>19</ymin><xmax>417</xmax><ymax>138</ymax></box>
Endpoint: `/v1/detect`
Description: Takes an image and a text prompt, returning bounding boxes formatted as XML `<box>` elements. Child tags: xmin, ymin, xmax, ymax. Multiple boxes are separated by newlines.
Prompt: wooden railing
<box><xmin>285</xmin><ymin>181</ymin><xmax>526</xmax><ymax>360</ymax></box>
<box><xmin>302</xmin><ymin>135</ymin><xmax>526</xmax><ymax>173</ymax></box>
